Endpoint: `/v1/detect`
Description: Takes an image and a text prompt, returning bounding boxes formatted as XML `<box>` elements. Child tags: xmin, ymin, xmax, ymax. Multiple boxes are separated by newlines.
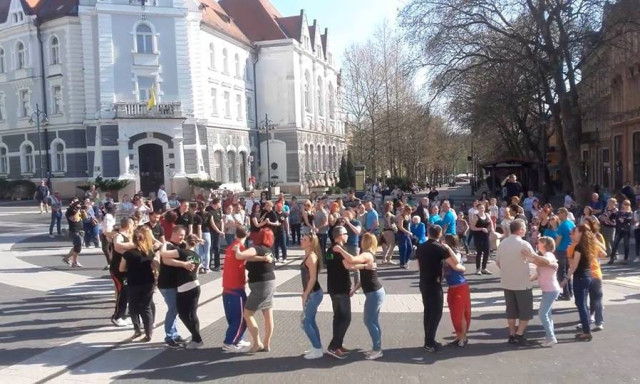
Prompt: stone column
<box><xmin>117</xmin><ymin>137</ymin><xmax>130</xmax><ymax>179</ymax></box>
<box><xmin>93</xmin><ymin>125</ymin><xmax>103</xmax><ymax>178</ymax></box>
<box><xmin>172</xmin><ymin>137</ymin><xmax>186</xmax><ymax>177</ymax></box>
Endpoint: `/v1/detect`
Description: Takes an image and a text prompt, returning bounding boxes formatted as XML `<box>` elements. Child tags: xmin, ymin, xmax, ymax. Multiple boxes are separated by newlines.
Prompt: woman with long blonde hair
<box><xmin>120</xmin><ymin>226</ymin><xmax>157</xmax><ymax>341</ymax></box>
<box><xmin>300</xmin><ymin>232</ymin><xmax>324</xmax><ymax>359</ymax></box>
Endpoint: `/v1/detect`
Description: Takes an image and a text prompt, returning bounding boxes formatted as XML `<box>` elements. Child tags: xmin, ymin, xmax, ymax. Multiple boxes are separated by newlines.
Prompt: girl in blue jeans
<box><xmin>396</xmin><ymin>205</ymin><xmax>414</xmax><ymax>269</ymax></box>
<box><xmin>300</xmin><ymin>233</ymin><xmax>324</xmax><ymax>359</ymax></box>
<box><xmin>564</xmin><ymin>225</ymin><xmax>596</xmax><ymax>341</ymax></box>
<box><xmin>336</xmin><ymin>233</ymin><xmax>385</xmax><ymax>360</ymax></box>
<box><xmin>523</xmin><ymin>236</ymin><xmax>561</xmax><ymax>347</ymax></box>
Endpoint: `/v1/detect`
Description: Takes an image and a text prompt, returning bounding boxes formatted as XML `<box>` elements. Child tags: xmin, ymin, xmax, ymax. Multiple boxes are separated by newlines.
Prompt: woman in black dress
<box><xmin>470</xmin><ymin>203</ymin><xmax>494</xmax><ymax>275</ymax></box>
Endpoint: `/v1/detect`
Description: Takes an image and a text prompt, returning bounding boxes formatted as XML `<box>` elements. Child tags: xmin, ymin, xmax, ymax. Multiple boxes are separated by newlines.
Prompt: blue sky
<box><xmin>270</xmin><ymin>0</ymin><xmax>404</xmax><ymax>64</ymax></box>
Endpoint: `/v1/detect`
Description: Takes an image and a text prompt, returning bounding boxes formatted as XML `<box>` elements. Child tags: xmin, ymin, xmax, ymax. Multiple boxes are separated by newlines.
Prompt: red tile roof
<box><xmin>219</xmin><ymin>0</ymin><xmax>288</xmax><ymax>42</ymax></box>
<box><xmin>277</xmin><ymin>15</ymin><xmax>302</xmax><ymax>41</ymax></box>
<box><xmin>0</xmin><ymin>0</ymin><xmax>78</xmax><ymax>24</ymax></box>
<box><xmin>199</xmin><ymin>0</ymin><xmax>251</xmax><ymax>45</ymax></box>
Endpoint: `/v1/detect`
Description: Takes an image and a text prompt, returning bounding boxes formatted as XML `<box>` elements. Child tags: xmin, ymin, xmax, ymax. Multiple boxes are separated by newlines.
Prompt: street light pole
<box><xmin>29</xmin><ymin>104</ymin><xmax>48</xmax><ymax>181</ymax></box>
<box><xmin>260</xmin><ymin>114</ymin><xmax>275</xmax><ymax>199</ymax></box>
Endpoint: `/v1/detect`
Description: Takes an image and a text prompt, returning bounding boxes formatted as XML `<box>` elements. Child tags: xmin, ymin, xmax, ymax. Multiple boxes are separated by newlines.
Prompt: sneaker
<box><xmin>388</xmin><ymin>260</ymin><xmax>398</xmax><ymax>265</ymax></box>
<box><xmin>103</xmin><ymin>265</ymin><xmax>109</xmax><ymax>271</ymax></box>
<box><xmin>590</xmin><ymin>314</ymin><xmax>595</xmax><ymax>324</ymax></box>
<box><xmin>508</xmin><ymin>335</ymin><xmax>517</xmax><ymax>344</ymax></box>
<box><xmin>457</xmin><ymin>339</ymin><xmax>468</xmax><ymax>348</ymax></box>
<box><xmin>62</xmin><ymin>257</ymin><xmax>71</xmax><ymax>265</ymax></box>
<box><xmin>236</xmin><ymin>340</ymin><xmax>251</xmax><ymax>348</ymax></box>
<box><xmin>338</xmin><ymin>346</ymin><xmax>352</xmax><ymax>354</ymax></box>
<box><xmin>593</xmin><ymin>324</ymin><xmax>604</xmax><ymax>331</ymax></box>
<box><xmin>475</xmin><ymin>270</ymin><xmax>482</xmax><ymax>275</ymax></box>
<box><xmin>140</xmin><ymin>335</ymin><xmax>152</xmax><ymax>343</ymax></box>
<box><xmin>49</xmin><ymin>234</ymin><xmax>55</xmax><ymax>238</ymax></box>
<box><xmin>514</xmin><ymin>334</ymin><xmax>527</xmax><ymax>345</ymax></box>
<box><xmin>326</xmin><ymin>348</ymin><xmax>347</xmax><ymax>360</ymax></box>
<box><xmin>212</xmin><ymin>267</ymin><xmax>221</xmax><ymax>272</ymax></box>
<box><xmin>541</xmin><ymin>339</ymin><xmax>557</xmax><ymax>348</ymax></box>
<box><xmin>186</xmin><ymin>341</ymin><xmax>204</xmax><ymax>349</ymax></box>
<box><xmin>111</xmin><ymin>318</ymin><xmax>127</xmax><ymax>327</ymax></box>
<box><xmin>633</xmin><ymin>257</ymin><xmax>640</xmax><ymax>263</ymax></box>
<box><xmin>423</xmin><ymin>344</ymin><xmax>438</xmax><ymax>353</ymax></box>
<box><xmin>124</xmin><ymin>318</ymin><xmax>132</xmax><ymax>325</ymax></box>
<box><xmin>222</xmin><ymin>344</ymin><xmax>241</xmax><ymax>353</ymax></box>
<box><xmin>575</xmin><ymin>324</ymin><xmax>583</xmax><ymax>330</ymax></box>
<box><xmin>72</xmin><ymin>262</ymin><xmax>83</xmax><ymax>268</ymax></box>
<box><xmin>166</xmin><ymin>339</ymin><xmax>186</xmax><ymax>348</ymax></box>
<box><xmin>303</xmin><ymin>348</ymin><xmax>324</xmax><ymax>360</ymax></box>
<box><xmin>481</xmin><ymin>269</ymin><xmax>492</xmax><ymax>275</ymax></box>
<box><xmin>364</xmin><ymin>350</ymin><xmax>383</xmax><ymax>360</ymax></box>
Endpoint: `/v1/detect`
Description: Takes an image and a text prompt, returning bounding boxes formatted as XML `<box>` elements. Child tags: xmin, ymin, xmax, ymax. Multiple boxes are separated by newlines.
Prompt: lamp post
<box><xmin>29</xmin><ymin>103</ymin><xmax>48</xmax><ymax>181</ymax></box>
<box><xmin>260</xmin><ymin>114</ymin><xmax>276</xmax><ymax>199</ymax></box>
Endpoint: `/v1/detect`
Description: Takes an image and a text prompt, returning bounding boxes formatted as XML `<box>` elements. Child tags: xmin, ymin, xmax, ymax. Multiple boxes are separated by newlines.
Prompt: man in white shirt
<box><xmin>157</xmin><ymin>185</ymin><xmax>169</xmax><ymax>208</ymax></box>
<box><xmin>245</xmin><ymin>191</ymin><xmax>256</xmax><ymax>215</ymax></box>
<box><xmin>496</xmin><ymin>219</ymin><xmax>534</xmax><ymax>346</ymax></box>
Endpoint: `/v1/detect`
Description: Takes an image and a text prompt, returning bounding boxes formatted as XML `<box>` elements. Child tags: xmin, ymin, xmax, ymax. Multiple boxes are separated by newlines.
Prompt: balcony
<box><xmin>133</xmin><ymin>53</ymin><xmax>159</xmax><ymax>67</ymax></box>
<box><xmin>113</xmin><ymin>102</ymin><xmax>183</xmax><ymax>119</ymax></box>
<box><xmin>612</xmin><ymin>107</ymin><xmax>640</xmax><ymax>124</ymax></box>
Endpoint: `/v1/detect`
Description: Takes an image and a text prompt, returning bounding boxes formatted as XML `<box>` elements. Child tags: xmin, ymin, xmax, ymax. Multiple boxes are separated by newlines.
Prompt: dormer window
<box><xmin>13</xmin><ymin>12</ymin><xmax>24</xmax><ymax>23</ymax></box>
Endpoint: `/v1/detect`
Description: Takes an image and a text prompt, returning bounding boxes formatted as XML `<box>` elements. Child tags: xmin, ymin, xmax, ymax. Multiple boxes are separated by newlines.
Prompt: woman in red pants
<box><xmin>443</xmin><ymin>235</ymin><xmax>472</xmax><ymax>347</ymax></box>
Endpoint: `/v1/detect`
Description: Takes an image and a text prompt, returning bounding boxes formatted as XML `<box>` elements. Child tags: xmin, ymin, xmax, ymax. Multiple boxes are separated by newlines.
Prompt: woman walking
<box><xmin>100</xmin><ymin>203</ymin><xmax>116</xmax><ymax>270</ymax></box>
<box><xmin>609</xmin><ymin>199</ymin><xmax>633</xmax><ymax>265</ymax></box>
<box><xmin>161</xmin><ymin>234</ymin><xmax>203</xmax><ymax>349</ymax></box>
<box><xmin>334</xmin><ymin>233</ymin><xmax>385</xmax><ymax>360</ymax></box>
<box><xmin>564</xmin><ymin>225</ymin><xmax>597</xmax><ymax>341</ymax></box>
<box><xmin>582</xmin><ymin>217</ymin><xmax>606</xmax><ymax>331</ymax></box>
<box><xmin>234</xmin><ymin>228</ymin><xmax>276</xmax><ymax>352</ymax></box>
<box><xmin>443</xmin><ymin>235</ymin><xmax>471</xmax><ymax>347</ymax></box>
<box><xmin>120</xmin><ymin>226</ymin><xmax>157</xmax><ymax>341</ymax></box>
<box><xmin>380</xmin><ymin>201</ymin><xmax>397</xmax><ymax>265</ymax></box>
<box><xmin>600</xmin><ymin>198</ymin><xmax>618</xmax><ymax>256</ymax></box>
<box><xmin>300</xmin><ymin>232</ymin><xmax>324</xmax><ymax>359</ymax></box>
<box><xmin>63</xmin><ymin>200</ymin><xmax>84</xmax><ymax>268</ymax></box>
<box><xmin>470</xmin><ymin>202</ymin><xmax>493</xmax><ymax>275</ymax></box>
<box><xmin>522</xmin><ymin>236</ymin><xmax>560</xmax><ymax>347</ymax></box>
<box><xmin>289</xmin><ymin>197</ymin><xmax>303</xmax><ymax>245</ymax></box>
<box><xmin>396</xmin><ymin>205</ymin><xmax>414</xmax><ymax>269</ymax></box>
<box><xmin>301</xmin><ymin>199</ymin><xmax>316</xmax><ymax>235</ymax></box>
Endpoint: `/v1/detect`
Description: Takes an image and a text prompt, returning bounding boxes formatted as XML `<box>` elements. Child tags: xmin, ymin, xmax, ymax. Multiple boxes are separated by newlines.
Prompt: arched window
<box><xmin>222</xmin><ymin>48</ymin><xmax>229</xmax><ymax>73</ymax></box>
<box><xmin>0</xmin><ymin>144</ymin><xmax>8</xmax><ymax>174</ymax></box>
<box><xmin>227</xmin><ymin>151</ymin><xmax>236</xmax><ymax>182</ymax></box>
<box><xmin>209</xmin><ymin>43</ymin><xmax>216</xmax><ymax>69</ymax></box>
<box><xmin>328</xmin><ymin>83</ymin><xmax>335</xmax><ymax>119</ymax></box>
<box><xmin>50</xmin><ymin>36</ymin><xmax>60</xmax><ymax>65</ymax></box>
<box><xmin>0</xmin><ymin>48</ymin><xmax>5</xmax><ymax>73</ymax></box>
<box><xmin>20</xmin><ymin>142</ymin><xmax>35</xmax><ymax>174</ymax></box>
<box><xmin>135</xmin><ymin>23</ymin><xmax>154</xmax><ymax>54</ymax></box>
<box><xmin>322</xmin><ymin>146</ymin><xmax>326</xmax><ymax>171</ymax></box>
<box><xmin>16</xmin><ymin>42</ymin><xmax>25</xmax><ymax>69</ymax></box>
<box><xmin>304</xmin><ymin>144</ymin><xmax>309</xmax><ymax>172</ymax></box>
<box><xmin>304</xmin><ymin>71</ymin><xmax>311</xmax><ymax>113</ymax></box>
<box><xmin>309</xmin><ymin>145</ymin><xmax>315</xmax><ymax>171</ymax></box>
<box><xmin>213</xmin><ymin>150</ymin><xmax>223</xmax><ymax>181</ymax></box>
<box><xmin>234</xmin><ymin>53</ymin><xmax>240</xmax><ymax>77</ymax></box>
<box><xmin>317</xmin><ymin>77</ymin><xmax>324</xmax><ymax>116</ymax></box>
<box><xmin>51</xmin><ymin>140</ymin><xmax>66</xmax><ymax>172</ymax></box>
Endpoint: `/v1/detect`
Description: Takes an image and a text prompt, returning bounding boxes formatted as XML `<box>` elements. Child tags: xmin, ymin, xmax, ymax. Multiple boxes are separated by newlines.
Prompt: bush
<box><xmin>0</xmin><ymin>178</ymin><xmax>9</xmax><ymax>199</ymax></box>
<box><xmin>187</xmin><ymin>177</ymin><xmax>221</xmax><ymax>190</ymax></box>
<box><xmin>79</xmin><ymin>176</ymin><xmax>130</xmax><ymax>193</ymax></box>
<box><xmin>10</xmin><ymin>180</ymin><xmax>36</xmax><ymax>200</ymax></box>
<box><xmin>385</xmin><ymin>176</ymin><xmax>416</xmax><ymax>192</ymax></box>
<box><xmin>327</xmin><ymin>186</ymin><xmax>342</xmax><ymax>195</ymax></box>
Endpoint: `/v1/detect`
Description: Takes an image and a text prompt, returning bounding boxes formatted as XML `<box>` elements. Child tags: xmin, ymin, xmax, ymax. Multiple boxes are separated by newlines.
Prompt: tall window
<box><xmin>52</xmin><ymin>140</ymin><xmax>65</xmax><ymax>172</ymax></box>
<box><xmin>614</xmin><ymin>135</ymin><xmax>623</xmax><ymax>190</ymax></box>
<box><xmin>602</xmin><ymin>148</ymin><xmax>611</xmax><ymax>189</ymax></box>
<box><xmin>309</xmin><ymin>145</ymin><xmax>315</xmax><ymax>171</ymax></box>
<box><xmin>19</xmin><ymin>89</ymin><xmax>30</xmax><ymax>117</ymax></box>
<box><xmin>634</xmin><ymin>132</ymin><xmax>640</xmax><ymax>185</ymax></box>
<box><xmin>224</xmin><ymin>91</ymin><xmax>230</xmax><ymax>117</ymax></box>
<box><xmin>214</xmin><ymin>150</ymin><xmax>223</xmax><ymax>181</ymax></box>
<box><xmin>317</xmin><ymin>77</ymin><xmax>324</xmax><ymax>116</ymax></box>
<box><xmin>137</xmin><ymin>76</ymin><xmax>155</xmax><ymax>101</ymax></box>
<box><xmin>209</xmin><ymin>43</ymin><xmax>216</xmax><ymax>69</ymax></box>
<box><xmin>222</xmin><ymin>48</ymin><xmax>229</xmax><ymax>73</ymax></box>
<box><xmin>0</xmin><ymin>93</ymin><xmax>5</xmax><ymax>121</ymax></box>
<box><xmin>50</xmin><ymin>36</ymin><xmax>60</xmax><ymax>65</ymax></box>
<box><xmin>227</xmin><ymin>151</ymin><xmax>236</xmax><ymax>182</ymax></box>
<box><xmin>304</xmin><ymin>71</ymin><xmax>311</xmax><ymax>113</ymax></box>
<box><xmin>211</xmin><ymin>88</ymin><xmax>218</xmax><ymax>115</ymax></box>
<box><xmin>0</xmin><ymin>145</ymin><xmax>7</xmax><ymax>174</ymax></box>
<box><xmin>136</xmin><ymin>24</ymin><xmax>154</xmax><ymax>54</ymax></box>
<box><xmin>246</xmin><ymin>96</ymin><xmax>253</xmax><ymax>121</ymax></box>
<box><xmin>234</xmin><ymin>54</ymin><xmax>240</xmax><ymax>77</ymax></box>
<box><xmin>51</xmin><ymin>86</ymin><xmax>62</xmax><ymax>115</ymax></box>
<box><xmin>16</xmin><ymin>42</ymin><xmax>25</xmax><ymax>69</ymax></box>
<box><xmin>245</xmin><ymin>58</ymin><xmax>252</xmax><ymax>81</ymax></box>
<box><xmin>21</xmin><ymin>142</ymin><xmax>34</xmax><ymax>174</ymax></box>
<box><xmin>236</xmin><ymin>94</ymin><xmax>242</xmax><ymax>120</ymax></box>
<box><xmin>0</xmin><ymin>48</ymin><xmax>5</xmax><ymax>73</ymax></box>
<box><xmin>328</xmin><ymin>83</ymin><xmax>335</xmax><ymax>119</ymax></box>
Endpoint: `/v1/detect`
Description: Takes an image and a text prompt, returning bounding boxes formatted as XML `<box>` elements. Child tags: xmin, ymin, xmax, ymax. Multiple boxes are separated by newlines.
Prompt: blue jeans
<box><xmin>159</xmin><ymin>288</ymin><xmax>180</xmax><ymax>342</ymax></box>
<box><xmin>318</xmin><ymin>233</ymin><xmax>328</xmax><ymax>263</ymax></box>
<box><xmin>364</xmin><ymin>287</ymin><xmax>385</xmax><ymax>350</ymax></box>
<box><xmin>83</xmin><ymin>225</ymin><xmax>99</xmax><ymax>247</ymax></box>
<box><xmin>273</xmin><ymin>231</ymin><xmax>287</xmax><ymax>260</ymax></box>
<box><xmin>50</xmin><ymin>211</ymin><xmax>62</xmax><ymax>235</ymax></box>
<box><xmin>199</xmin><ymin>232</ymin><xmax>211</xmax><ymax>270</ymax></box>
<box><xmin>210</xmin><ymin>232</ymin><xmax>221</xmax><ymax>269</ymax></box>
<box><xmin>223</xmin><ymin>289</ymin><xmax>247</xmax><ymax>345</ymax></box>
<box><xmin>539</xmin><ymin>291</ymin><xmax>559</xmax><ymax>341</ymax></box>
<box><xmin>573</xmin><ymin>275</ymin><xmax>593</xmax><ymax>334</ymax></box>
<box><xmin>302</xmin><ymin>289</ymin><xmax>324</xmax><ymax>349</ymax></box>
<box><xmin>397</xmin><ymin>233</ymin><xmax>412</xmax><ymax>266</ymax></box>
<box><xmin>589</xmin><ymin>278</ymin><xmax>604</xmax><ymax>326</ymax></box>
<box><xmin>555</xmin><ymin>250</ymin><xmax>573</xmax><ymax>297</ymax></box>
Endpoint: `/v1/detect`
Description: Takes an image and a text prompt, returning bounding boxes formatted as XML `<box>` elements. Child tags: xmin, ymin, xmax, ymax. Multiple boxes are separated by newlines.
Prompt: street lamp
<box><xmin>29</xmin><ymin>103</ymin><xmax>48</xmax><ymax>180</ymax></box>
<box><xmin>259</xmin><ymin>114</ymin><xmax>276</xmax><ymax>199</ymax></box>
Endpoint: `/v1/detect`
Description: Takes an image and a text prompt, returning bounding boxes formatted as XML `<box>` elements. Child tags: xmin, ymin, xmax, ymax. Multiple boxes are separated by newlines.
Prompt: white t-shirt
<box><xmin>101</xmin><ymin>213</ymin><xmax>115</xmax><ymax>233</ymax></box>
<box><xmin>157</xmin><ymin>189</ymin><xmax>168</xmax><ymax>204</ymax></box>
<box><xmin>468</xmin><ymin>207</ymin><xmax>478</xmax><ymax>220</ymax></box>
<box><xmin>497</xmin><ymin>235</ymin><xmax>534</xmax><ymax>291</ymax></box>
<box><xmin>564</xmin><ymin>195</ymin><xmax>574</xmax><ymax>208</ymax></box>
<box><xmin>488</xmin><ymin>205</ymin><xmax>499</xmax><ymax>218</ymax></box>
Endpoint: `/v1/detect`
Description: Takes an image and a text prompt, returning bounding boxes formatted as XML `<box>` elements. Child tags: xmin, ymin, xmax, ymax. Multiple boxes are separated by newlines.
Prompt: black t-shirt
<box><xmin>427</xmin><ymin>190</ymin><xmax>439</xmax><ymax>201</ymax></box>
<box><xmin>123</xmin><ymin>249</ymin><xmax>155</xmax><ymax>286</ymax></box>
<box><xmin>245</xmin><ymin>245</ymin><xmax>275</xmax><ymax>283</ymax></box>
<box><xmin>326</xmin><ymin>244</ymin><xmax>351</xmax><ymax>294</ymax></box>
<box><xmin>66</xmin><ymin>210</ymin><xmax>83</xmax><ymax>233</ymax></box>
<box><xmin>176</xmin><ymin>248</ymin><xmax>200</xmax><ymax>289</ymax></box>
<box><xmin>264</xmin><ymin>210</ymin><xmax>279</xmax><ymax>234</ymax></box>
<box><xmin>157</xmin><ymin>242</ymin><xmax>183</xmax><ymax>289</ymax></box>
<box><xmin>146</xmin><ymin>221</ymin><xmax>164</xmax><ymax>241</ymax></box>
<box><xmin>273</xmin><ymin>210</ymin><xmax>287</xmax><ymax>235</ymax></box>
<box><xmin>250</xmin><ymin>213</ymin><xmax>261</xmax><ymax>233</ymax></box>
<box><xmin>192</xmin><ymin>212</ymin><xmax>202</xmax><ymax>231</ymax></box>
<box><xmin>201</xmin><ymin>211</ymin><xmax>212</xmax><ymax>233</ymax></box>
<box><xmin>174</xmin><ymin>208</ymin><xmax>194</xmax><ymax>230</ymax></box>
<box><xmin>36</xmin><ymin>185</ymin><xmax>49</xmax><ymax>199</ymax></box>
<box><xmin>360</xmin><ymin>252</ymin><xmax>382</xmax><ymax>293</ymax></box>
<box><xmin>110</xmin><ymin>233</ymin><xmax>129</xmax><ymax>273</ymax></box>
<box><xmin>505</xmin><ymin>181</ymin><xmax>523</xmax><ymax>199</ymax></box>
<box><xmin>416</xmin><ymin>239</ymin><xmax>451</xmax><ymax>290</ymax></box>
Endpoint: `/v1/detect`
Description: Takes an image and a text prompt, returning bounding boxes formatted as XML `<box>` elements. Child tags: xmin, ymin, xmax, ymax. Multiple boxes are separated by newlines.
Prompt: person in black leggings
<box><xmin>470</xmin><ymin>203</ymin><xmax>493</xmax><ymax>275</ymax></box>
<box><xmin>161</xmin><ymin>234</ymin><xmax>202</xmax><ymax>349</ymax></box>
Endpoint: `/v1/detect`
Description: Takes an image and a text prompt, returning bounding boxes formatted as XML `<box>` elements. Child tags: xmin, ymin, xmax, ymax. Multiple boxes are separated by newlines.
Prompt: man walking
<box><xmin>496</xmin><ymin>219</ymin><xmax>535</xmax><ymax>345</ymax></box>
<box><xmin>441</xmin><ymin>200</ymin><xmax>457</xmax><ymax>236</ymax></box>
<box><xmin>555</xmin><ymin>208</ymin><xmax>575</xmax><ymax>300</ymax></box>
<box><xmin>48</xmin><ymin>191</ymin><xmax>62</xmax><ymax>237</ymax></box>
<box><xmin>206</xmin><ymin>198</ymin><xmax>225</xmax><ymax>272</ymax></box>
<box><xmin>326</xmin><ymin>226</ymin><xmax>353</xmax><ymax>359</ymax></box>
<box><xmin>416</xmin><ymin>225</ymin><xmax>465</xmax><ymax>352</ymax></box>
<box><xmin>35</xmin><ymin>179</ymin><xmax>50</xmax><ymax>214</ymax></box>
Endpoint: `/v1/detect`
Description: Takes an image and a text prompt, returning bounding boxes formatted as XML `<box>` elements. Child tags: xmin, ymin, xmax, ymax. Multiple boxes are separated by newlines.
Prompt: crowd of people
<box><xmin>35</xmin><ymin>172</ymin><xmax>630</xmax><ymax>358</ymax></box>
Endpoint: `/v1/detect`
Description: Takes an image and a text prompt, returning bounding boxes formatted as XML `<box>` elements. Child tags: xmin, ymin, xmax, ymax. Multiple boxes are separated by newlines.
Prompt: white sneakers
<box><xmin>111</xmin><ymin>318</ymin><xmax>128</xmax><ymax>327</ymax></box>
<box><xmin>364</xmin><ymin>350</ymin><xmax>384</xmax><ymax>360</ymax></box>
<box><xmin>222</xmin><ymin>340</ymin><xmax>252</xmax><ymax>353</ymax></box>
<box><xmin>185</xmin><ymin>341</ymin><xmax>204</xmax><ymax>349</ymax></box>
<box><xmin>303</xmin><ymin>348</ymin><xmax>324</xmax><ymax>359</ymax></box>
<box><xmin>541</xmin><ymin>339</ymin><xmax>558</xmax><ymax>348</ymax></box>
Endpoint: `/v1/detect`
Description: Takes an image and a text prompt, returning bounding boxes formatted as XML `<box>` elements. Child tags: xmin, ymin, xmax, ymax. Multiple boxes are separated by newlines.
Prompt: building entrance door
<box><xmin>138</xmin><ymin>143</ymin><xmax>164</xmax><ymax>196</ymax></box>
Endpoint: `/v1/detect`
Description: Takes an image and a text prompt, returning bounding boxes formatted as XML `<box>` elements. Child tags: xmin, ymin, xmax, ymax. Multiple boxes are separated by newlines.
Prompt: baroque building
<box><xmin>0</xmin><ymin>0</ymin><xmax>345</xmax><ymax>197</ymax></box>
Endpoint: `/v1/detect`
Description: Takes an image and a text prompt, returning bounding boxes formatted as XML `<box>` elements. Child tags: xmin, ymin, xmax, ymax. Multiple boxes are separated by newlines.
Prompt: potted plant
<box><xmin>78</xmin><ymin>176</ymin><xmax>130</xmax><ymax>201</ymax></box>
<box><xmin>187</xmin><ymin>177</ymin><xmax>221</xmax><ymax>199</ymax></box>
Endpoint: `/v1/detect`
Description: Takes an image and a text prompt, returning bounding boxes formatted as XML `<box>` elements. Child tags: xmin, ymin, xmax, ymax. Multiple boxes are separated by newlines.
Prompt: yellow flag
<box><xmin>147</xmin><ymin>86</ymin><xmax>156</xmax><ymax>110</ymax></box>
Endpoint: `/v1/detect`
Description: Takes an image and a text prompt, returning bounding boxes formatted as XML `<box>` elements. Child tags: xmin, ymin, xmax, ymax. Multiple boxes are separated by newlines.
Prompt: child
<box><xmin>498</xmin><ymin>201</ymin><xmax>508</xmax><ymax>225</ymax></box>
<box><xmin>443</xmin><ymin>235</ymin><xmax>471</xmax><ymax>347</ymax></box>
<box><xmin>522</xmin><ymin>236</ymin><xmax>560</xmax><ymax>347</ymax></box>
<box><xmin>529</xmin><ymin>216</ymin><xmax>540</xmax><ymax>249</ymax></box>
<box><xmin>410</xmin><ymin>216</ymin><xmax>427</xmax><ymax>261</ymax></box>
<box><xmin>456</xmin><ymin>211</ymin><xmax>469</xmax><ymax>261</ymax></box>
<box><xmin>488</xmin><ymin>198</ymin><xmax>499</xmax><ymax>227</ymax></box>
